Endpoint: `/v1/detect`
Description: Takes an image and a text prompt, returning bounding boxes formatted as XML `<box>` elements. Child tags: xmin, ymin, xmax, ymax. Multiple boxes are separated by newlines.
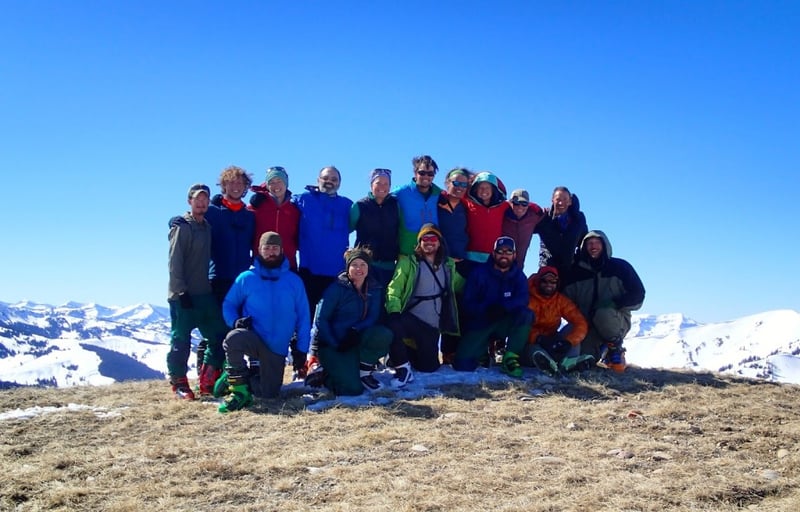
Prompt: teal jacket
<box><xmin>314</xmin><ymin>272</ymin><xmax>384</xmax><ymax>349</ymax></box>
<box><xmin>385</xmin><ymin>254</ymin><xmax>464</xmax><ymax>335</ymax></box>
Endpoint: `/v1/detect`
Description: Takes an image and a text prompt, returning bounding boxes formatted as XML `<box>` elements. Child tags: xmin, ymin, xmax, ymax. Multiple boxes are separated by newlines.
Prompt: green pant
<box><xmin>454</xmin><ymin>314</ymin><xmax>531</xmax><ymax>371</ymax></box>
<box><xmin>581</xmin><ymin>307</ymin><xmax>632</xmax><ymax>359</ymax></box>
<box><xmin>319</xmin><ymin>325</ymin><xmax>392</xmax><ymax>396</ymax></box>
<box><xmin>167</xmin><ymin>293</ymin><xmax>229</xmax><ymax>378</ymax></box>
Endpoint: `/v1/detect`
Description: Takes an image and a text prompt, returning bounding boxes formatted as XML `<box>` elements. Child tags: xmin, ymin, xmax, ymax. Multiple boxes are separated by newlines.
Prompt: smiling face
<box><xmin>585</xmin><ymin>237</ymin><xmax>604</xmax><ymax>259</ymax></box>
<box><xmin>371</xmin><ymin>176</ymin><xmax>390</xmax><ymax>202</ymax></box>
<box><xmin>446</xmin><ymin>174</ymin><xmax>469</xmax><ymax>199</ymax></box>
<box><xmin>476</xmin><ymin>182</ymin><xmax>493</xmax><ymax>205</ymax></box>
<box><xmin>223</xmin><ymin>176</ymin><xmax>246</xmax><ymax>202</ymax></box>
<box><xmin>419</xmin><ymin>233</ymin><xmax>440</xmax><ymax>257</ymax></box>
<box><xmin>552</xmin><ymin>190</ymin><xmax>572</xmax><ymax>216</ymax></box>
<box><xmin>493</xmin><ymin>247</ymin><xmax>516</xmax><ymax>270</ymax></box>
<box><xmin>347</xmin><ymin>258</ymin><xmax>369</xmax><ymax>285</ymax></box>
<box><xmin>188</xmin><ymin>192</ymin><xmax>209</xmax><ymax>217</ymax></box>
<box><xmin>267</xmin><ymin>177</ymin><xmax>287</xmax><ymax>200</ymax></box>
<box><xmin>318</xmin><ymin>168</ymin><xmax>341</xmax><ymax>195</ymax></box>
<box><xmin>414</xmin><ymin>164</ymin><xmax>436</xmax><ymax>192</ymax></box>
<box><xmin>258</xmin><ymin>243</ymin><xmax>283</xmax><ymax>267</ymax></box>
<box><xmin>537</xmin><ymin>273</ymin><xmax>559</xmax><ymax>297</ymax></box>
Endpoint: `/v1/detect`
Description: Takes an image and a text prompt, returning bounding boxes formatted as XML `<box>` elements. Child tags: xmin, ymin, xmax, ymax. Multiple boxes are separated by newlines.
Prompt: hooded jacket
<box><xmin>561</xmin><ymin>230</ymin><xmax>645</xmax><ymax>325</ymax></box>
<box><xmin>350</xmin><ymin>193</ymin><xmax>400</xmax><ymax>264</ymax></box>
<box><xmin>502</xmin><ymin>202</ymin><xmax>545</xmax><ymax>272</ymax></box>
<box><xmin>168</xmin><ymin>212</ymin><xmax>213</xmax><ymax>300</ymax></box>
<box><xmin>463</xmin><ymin>172</ymin><xmax>510</xmax><ymax>261</ymax></box>
<box><xmin>222</xmin><ymin>256</ymin><xmax>311</xmax><ymax>355</ymax></box>
<box><xmin>536</xmin><ymin>193</ymin><xmax>588</xmax><ymax>276</ymax></box>
<box><xmin>527</xmin><ymin>272</ymin><xmax>588</xmax><ymax>346</ymax></box>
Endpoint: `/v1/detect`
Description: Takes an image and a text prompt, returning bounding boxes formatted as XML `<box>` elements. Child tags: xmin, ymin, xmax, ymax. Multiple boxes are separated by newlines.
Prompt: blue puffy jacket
<box><xmin>222</xmin><ymin>257</ymin><xmax>311</xmax><ymax>355</ymax></box>
<box><xmin>294</xmin><ymin>186</ymin><xmax>353</xmax><ymax>277</ymax></box>
<box><xmin>462</xmin><ymin>258</ymin><xmax>530</xmax><ymax>330</ymax></box>
<box><xmin>314</xmin><ymin>273</ymin><xmax>384</xmax><ymax>350</ymax></box>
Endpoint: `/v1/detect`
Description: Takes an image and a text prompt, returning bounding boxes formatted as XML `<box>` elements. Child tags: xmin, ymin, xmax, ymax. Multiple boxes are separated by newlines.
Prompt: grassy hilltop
<box><xmin>2</xmin><ymin>367</ymin><xmax>799</xmax><ymax>511</ymax></box>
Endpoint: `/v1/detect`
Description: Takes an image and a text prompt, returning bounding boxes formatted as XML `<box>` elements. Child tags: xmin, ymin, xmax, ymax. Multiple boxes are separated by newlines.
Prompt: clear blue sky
<box><xmin>1</xmin><ymin>1</ymin><xmax>798</xmax><ymax>323</ymax></box>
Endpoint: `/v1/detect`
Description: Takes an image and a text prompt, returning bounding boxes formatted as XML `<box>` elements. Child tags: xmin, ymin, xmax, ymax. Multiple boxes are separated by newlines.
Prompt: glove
<box><xmin>168</xmin><ymin>215</ymin><xmax>185</xmax><ymax>228</ymax></box>
<box><xmin>178</xmin><ymin>293</ymin><xmax>193</xmax><ymax>309</ymax></box>
<box><xmin>537</xmin><ymin>335</ymin><xmax>571</xmax><ymax>360</ymax></box>
<box><xmin>486</xmin><ymin>304</ymin><xmax>506</xmax><ymax>323</ymax></box>
<box><xmin>234</xmin><ymin>316</ymin><xmax>252</xmax><ymax>330</ymax></box>
<box><xmin>337</xmin><ymin>328</ymin><xmax>360</xmax><ymax>352</ymax></box>
<box><xmin>249</xmin><ymin>192</ymin><xmax>267</xmax><ymax>208</ymax></box>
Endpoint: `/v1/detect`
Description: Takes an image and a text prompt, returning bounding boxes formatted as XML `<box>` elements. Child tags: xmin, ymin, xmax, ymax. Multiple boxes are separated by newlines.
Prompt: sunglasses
<box><xmin>512</xmin><ymin>200</ymin><xmax>529</xmax><ymax>207</ymax></box>
<box><xmin>420</xmin><ymin>234</ymin><xmax>439</xmax><ymax>242</ymax></box>
<box><xmin>450</xmin><ymin>181</ymin><xmax>469</xmax><ymax>188</ymax></box>
<box><xmin>416</xmin><ymin>170</ymin><xmax>436</xmax><ymax>177</ymax></box>
<box><xmin>541</xmin><ymin>278</ymin><xmax>558</xmax><ymax>285</ymax></box>
<box><xmin>495</xmin><ymin>249</ymin><xmax>514</xmax><ymax>256</ymax></box>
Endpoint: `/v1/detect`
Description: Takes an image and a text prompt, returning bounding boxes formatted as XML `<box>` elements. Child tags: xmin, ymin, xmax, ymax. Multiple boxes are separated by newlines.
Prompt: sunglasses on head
<box><xmin>416</xmin><ymin>170</ymin><xmax>435</xmax><ymax>177</ymax></box>
<box><xmin>450</xmin><ymin>181</ymin><xmax>469</xmax><ymax>188</ymax></box>
<box><xmin>420</xmin><ymin>234</ymin><xmax>439</xmax><ymax>242</ymax></box>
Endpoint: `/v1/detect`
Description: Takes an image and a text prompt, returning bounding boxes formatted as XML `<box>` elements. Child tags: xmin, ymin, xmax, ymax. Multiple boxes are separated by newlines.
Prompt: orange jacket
<box><xmin>527</xmin><ymin>274</ymin><xmax>588</xmax><ymax>346</ymax></box>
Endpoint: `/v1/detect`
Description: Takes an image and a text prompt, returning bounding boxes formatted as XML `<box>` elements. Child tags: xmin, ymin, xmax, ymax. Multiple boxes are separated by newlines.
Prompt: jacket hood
<box><xmin>579</xmin><ymin>229</ymin><xmax>613</xmax><ymax>258</ymax></box>
<box><xmin>469</xmin><ymin>172</ymin><xmax>506</xmax><ymax>205</ymax></box>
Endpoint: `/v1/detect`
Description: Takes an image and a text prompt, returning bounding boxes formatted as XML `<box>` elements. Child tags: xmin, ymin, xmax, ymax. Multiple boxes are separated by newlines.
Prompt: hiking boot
<box><xmin>218</xmin><ymin>384</ymin><xmax>253</xmax><ymax>413</ymax></box>
<box><xmin>391</xmin><ymin>363</ymin><xmax>414</xmax><ymax>389</ymax></box>
<box><xmin>532</xmin><ymin>350</ymin><xmax>560</xmax><ymax>376</ymax></box>
<box><xmin>171</xmin><ymin>377</ymin><xmax>195</xmax><ymax>400</ymax></box>
<box><xmin>605</xmin><ymin>343</ymin><xmax>627</xmax><ymax>373</ymax></box>
<box><xmin>212</xmin><ymin>370</ymin><xmax>229</xmax><ymax>398</ymax></box>
<box><xmin>500</xmin><ymin>351</ymin><xmax>523</xmax><ymax>379</ymax></box>
<box><xmin>560</xmin><ymin>354</ymin><xmax>596</xmax><ymax>373</ymax></box>
<box><xmin>490</xmin><ymin>338</ymin><xmax>506</xmax><ymax>364</ymax></box>
<box><xmin>360</xmin><ymin>362</ymin><xmax>383</xmax><ymax>391</ymax></box>
<box><xmin>198</xmin><ymin>364</ymin><xmax>222</xmax><ymax>395</ymax></box>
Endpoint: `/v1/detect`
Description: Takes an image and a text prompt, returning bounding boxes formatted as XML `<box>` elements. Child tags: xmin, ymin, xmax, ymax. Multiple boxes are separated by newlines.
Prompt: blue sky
<box><xmin>1</xmin><ymin>1</ymin><xmax>797</xmax><ymax>323</ymax></box>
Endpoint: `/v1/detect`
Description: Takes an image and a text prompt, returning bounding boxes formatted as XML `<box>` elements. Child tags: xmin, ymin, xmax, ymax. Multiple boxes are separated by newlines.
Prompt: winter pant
<box><xmin>455</xmin><ymin>312</ymin><xmax>532</xmax><ymax>371</ymax></box>
<box><xmin>299</xmin><ymin>268</ymin><xmax>336</xmax><ymax>324</ymax></box>
<box><xmin>440</xmin><ymin>291</ymin><xmax>466</xmax><ymax>360</ymax></box>
<box><xmin>388</xmin><ymin>313</ymin><xmax>442</xmax><ymax>372</ymax></box>
<box><xmin>223</xmin><ymin>328</ymin><xmax>286</xmax><ymax>399</ymax></box>
<box><xmin>581</xmin><ymin>307</ymin><xmax>631</xmax><ymax>359</ymax></box>
<box><xmin>318</xmin><ymin>325</ymin><xmax>393</xmax><ymax>396</ymax></box>
<box><xmin>167</xmin><ymin>293</ymin><xmax>228</xmax><ymax>378</ymax></box>
<box><xmin>195</xmin><ymin>278</ymin><xmax>236</xmax><ymax>369</ymax></box>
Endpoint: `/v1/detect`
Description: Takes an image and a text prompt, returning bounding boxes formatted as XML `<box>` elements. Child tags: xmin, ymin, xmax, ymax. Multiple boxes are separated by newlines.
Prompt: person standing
<box><xmin>350</xmin><ymin>168</ymin><xmax>400</xmax><ymax>287</ymax></box>
<box><xmin>463</xmin><ymin>171</ymin><xmax>509</xmax><ymax>265</ymax></box>
<box><xmin>385</xmin><ymin>224</ymin><xmax>463</xmax><ymax>387</ymax></box>
<box><xmin>501</xmin><ymin>189</ymin><xmax>544</xmax><ymax>273</ymax></box>
<box><xmin>249</xmin><ymin>166</ymin><xmax>300</xmax><ymax>270</ymax></box>
<box><xmin>166</xmin><ymin>183</ymin><xmax>229</xmax><ymax>400</ymax></box>
<box><xmin>311</xmin><ymin>247</ymin><xmax>393</xmax><ymax>395</ymax></box>
<box><xmin>454</xmin><ymin>236</ymin><xmax>532</xmax><ymax>376</ymax></box>
<box><xmin>537</xmin><ymin>186</ymin><xmax>588</xmax><ymax>280</ymax></box>
<box><xmin>294</xmin><ymin>166</ymin><xmax>353</xmax><ymax>376</ymax></box>
<box><xmin>562</xmin><ymin>230</ymin><xmax>645</xmax><ymax>372</ymax></box>
<box><xmin>218</xmin><ymin>231</ymin><xmax>311</xmax><ymax>412</ymax></box>
<box><xmin>394</xmin><ymin>155</ymin><xmax>442</xmax><ymax>256</ymax></box>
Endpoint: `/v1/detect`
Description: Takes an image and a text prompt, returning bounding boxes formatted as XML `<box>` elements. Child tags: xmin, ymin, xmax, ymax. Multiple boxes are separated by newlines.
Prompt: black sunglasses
<box><xmin>416</xmin><ymin>170</ymin><xmax>435</xmax><ymax>177</ymax></box>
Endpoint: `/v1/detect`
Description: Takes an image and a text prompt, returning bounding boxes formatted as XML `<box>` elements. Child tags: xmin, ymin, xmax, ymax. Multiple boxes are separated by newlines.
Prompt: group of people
<box><xmin>166</xmin><ymin>156</ymin><xmax>646</xmax><ymax>413</ymax></box>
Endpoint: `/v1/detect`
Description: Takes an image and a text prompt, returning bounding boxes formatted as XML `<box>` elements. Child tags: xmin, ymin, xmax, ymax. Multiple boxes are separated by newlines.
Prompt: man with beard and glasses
<box><xmin>217</xmin><ymin>231</ymin><xmax>310</xmax><ymax>412</ymax></box>
<box><xmin>453</xmin><ymin>236</ymin><xmax>533</xmax><ymax>376</ymax></box>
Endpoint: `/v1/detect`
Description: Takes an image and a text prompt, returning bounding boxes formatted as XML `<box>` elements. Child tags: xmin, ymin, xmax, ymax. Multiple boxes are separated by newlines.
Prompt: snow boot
<box><xmin>198</xmin><ymin>364</ymin><xmax>222</xmax><ymax>395</ymax></box>
<box><xmin>218</xmin><ymin>384</ymin><xmax>253</xmax><ymax>413</ymax></box>
<box><xmin>391</xmin><ymin>362</ymin><xmax>414</xmax><ymax>389</ymax></box>
<box><xmin>360</xmin><ymin>362</ymin><xmax>383</xmax><ymax>391</ymax></box>
<box><xmin>500</xmin><ymin>351</ymin><xmax>523</xmax><ymax>379</ymax></box>
<box><xmin>171</xmin><ymin>376</ymin><xmax>195</xmax><ymax>401</ymax></box>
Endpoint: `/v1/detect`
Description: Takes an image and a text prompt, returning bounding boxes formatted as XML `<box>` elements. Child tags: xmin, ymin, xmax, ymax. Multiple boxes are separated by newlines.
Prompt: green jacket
<box><xmin>385</xmin><ymin>254</ymin><xmax>464</xmax><ymax>335</ymax></box>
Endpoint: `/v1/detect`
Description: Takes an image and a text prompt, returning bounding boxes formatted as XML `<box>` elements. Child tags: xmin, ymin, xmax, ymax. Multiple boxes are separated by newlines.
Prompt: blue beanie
<box><xmin>265</xmin><ymin>166</ymin><xmax>288</xmax><ymax>187</ymax></box>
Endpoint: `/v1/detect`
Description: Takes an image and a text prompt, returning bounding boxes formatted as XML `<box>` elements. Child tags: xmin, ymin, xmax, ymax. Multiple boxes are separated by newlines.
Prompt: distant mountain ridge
<box><xmin>1</xmin><ymin>301</ymin><xmax>799</xmax><ymax>387</ymax></box>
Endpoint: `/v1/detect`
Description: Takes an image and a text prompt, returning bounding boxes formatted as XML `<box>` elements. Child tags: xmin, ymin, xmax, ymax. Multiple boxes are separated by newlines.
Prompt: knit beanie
<box><xmin>417</xmin><ymin>223</ymin><xmax>443</xmax><ymax>242</ymax></box>
<box><xmin>259</xmin><ymin>231</ymin><xmax>283</xmax><ymax>247</ymax></box>
<box><xmin>265</xmin><ymin>166</ymin><xmax>289</xmax><ymax>188</ymax></box>
<box><xmin>345</xmin><ymin>247</ymin><xmax>372</xmax><ymax>268</ymax></box>
<box><xmin>537</xmin><ymin>266</ymin><xmax>559</xmax><ymax>278</ymax></box>
<box><xmin>370</xmin><ymin>168</ymin><xmax>392</xmax><ymax>184</ymax></box>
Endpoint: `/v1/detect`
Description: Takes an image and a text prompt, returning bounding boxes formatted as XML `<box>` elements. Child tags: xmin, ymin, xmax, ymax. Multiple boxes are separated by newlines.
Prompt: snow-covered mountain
<box><xmin>1</xmin><ymin>301</ymin><xmax>799</xmax><ymax>388</ymax></box>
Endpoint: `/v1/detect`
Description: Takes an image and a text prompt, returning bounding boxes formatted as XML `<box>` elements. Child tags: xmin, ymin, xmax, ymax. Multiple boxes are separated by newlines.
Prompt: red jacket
<box><xmin>248</xmin><ymin>186</ymin><xmax>300</xmax><ymax>270</ymax></box>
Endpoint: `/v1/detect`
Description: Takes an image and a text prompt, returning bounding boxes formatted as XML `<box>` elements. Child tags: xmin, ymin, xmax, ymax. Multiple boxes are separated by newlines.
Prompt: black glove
<box><xmin>250</xmin><ymin>192</ymin><xmax>267</xmax><ymax>208</ymax></box>
<box><xmin>234</xmin><ymin>316</ymin><xmax>252</xmax><ymax>330</ymax></box>
<box><xmin>178</xmin><ymin>293</ymin><xmax>193</xmax><ymax>309</ymax></box>
<box><xmin>486</xmin><ymin>304</ymin><xmax>506</xmax><ymax>323</ymax></box>
<box><xmin>538</xmin><ymin>335</ymin><xmax>571</xmax><ymax>360</ymax></box>
<box><xmin>168</xmin><ymin>215</ymin><xmax>185</xmax><ymax>228</ymax></box>
<box><xmin>337</xmin><ymin>328</ymin><xmax>360</xmax><ymax>352</ymax></box>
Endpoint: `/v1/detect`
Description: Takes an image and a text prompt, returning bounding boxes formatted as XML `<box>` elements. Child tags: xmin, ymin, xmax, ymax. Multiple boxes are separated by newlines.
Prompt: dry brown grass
<box><xmin>1</xmin><ymin>366</ymin><xmax>799</xmax><ymax>511</ymax></box>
